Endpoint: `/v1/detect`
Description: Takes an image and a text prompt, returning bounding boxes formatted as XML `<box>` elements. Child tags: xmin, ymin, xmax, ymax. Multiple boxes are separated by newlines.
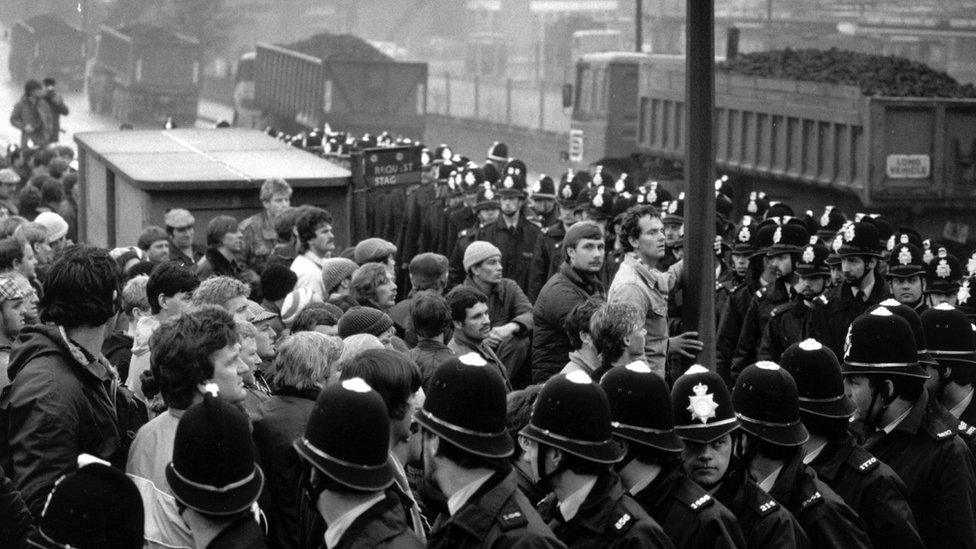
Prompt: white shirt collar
<box><xmin>802</xmin><ymin>441</ymin><xmax>829</xmax><ymax>465</ymax></box>
<box><xmin>757</xmin><ymin>465</ymin><xmax>783</xmax><ymax>493</ymax></box>
<box><xmin>852</xmin><ymin>275</ymin><xmax>875</xmax><ymax>299</ymax></box>
<box><xmin>323</xmin><ymin>493</ymin><xmax>385</xmax><ymax>549</ymax></box>
<box><xmin>882</xmin><ymin>406</ymin><xmax>914</xmax><ymax>435</ymax></box>
<box><xmin>447</xmin><ymin>472</ymin><xmax>493</xmax><ymax>516</ymax></box>
<box><xmin>303</xmin><ymin>250</ymin><xmax>326</xmax><ymax>268</ymax></box>
<box><xmin>950</xmin><ymin>388</ymin><xmax>975</xmax><ymax>419</ymax></box>
<box><xmin>558</xmin><ymin>477</ymin><xmax>598</xmax><ymax>522</ymax></box>
<box><xmin>627</xmin><ymin>464</ymin><xmax>662</xmax><ymax>496</ymax></box>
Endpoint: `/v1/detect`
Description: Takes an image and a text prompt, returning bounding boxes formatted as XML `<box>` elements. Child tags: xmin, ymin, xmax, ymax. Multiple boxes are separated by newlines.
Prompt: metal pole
<box><xmin>635</xmin><ymin>0</ymin><xmax>644</xmax><ymax>52</ymax></box>
<box><xmin>683</xmin><ymin>0</ymin><xmax>716</xmax><ymax>368</ymax></box>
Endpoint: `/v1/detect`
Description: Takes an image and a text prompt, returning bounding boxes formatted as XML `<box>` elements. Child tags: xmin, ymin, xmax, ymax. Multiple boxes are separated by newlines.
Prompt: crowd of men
<box><xmin>0</xmin><ymin>132</ymin><xmax>974</xmax><ymax>549</ymax></box>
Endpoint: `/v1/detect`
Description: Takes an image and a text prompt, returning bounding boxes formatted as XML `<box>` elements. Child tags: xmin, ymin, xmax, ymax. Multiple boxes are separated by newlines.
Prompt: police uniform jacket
<box><xmin>428</xmin><ymin>469</ymin><xmax>564</xmax><ymax>549</ymax></box>
<box><xmin>448</xmin><ymin>206</ymin><xmax>479</xmax><ymax>260</ymax></box>
<box><xmin>716</xmin><ymin>278</ymin><xmax>761</xmax><ymax>386</ymax></box>
<box><xmin>712</xmin><ymin>461</ymin><xmax>809</xmax><ymax>549</ymax></box>
<box><xmin>729</xmin><ymin>279</ymin><xmax>791</xmax><ymax>383</ymax></box>
<box><xmin>450</xmin><ymin>227</ymin><xmax>480</xmax><ymax>286</ymax></box>
<box><xmin>630</xmin><ymin>463</ymin><xmax>746</xmax><ymax>549</ymax></box>
<box><xmin>476</xmin><ymin>215</ymin><xmax>544</xmax><ymax>294</ymax></box>
<box><xmin>808</xmin><ymin>280</ymin><xmax>891</xmax><ymax>360</ymax></box>
<box><xmin>862</xmin><ymin>389</ymin><xmax>976</xmax><ymax>549</ymax></box>
<box><xmin>328</xmin><ymin>490</ymin><xmax>425</xmax><ymax>549</ymax></box>
<box><xmin>809</xmin><ymin>435</ymin><xmax>923</xmax><ymax>549</ymax></box>
<box><xmin>537</xmin><ymin>473</ymin><xmax>674</xmax><ymax>549</ymax></box>
<box><xmin>766</xmin><ymin>451</ymin><xmax>872</xmax><ymax>549</ymax></box>
<box><xmin>715</xmin><ymin>271</ymin><xmax>744</xmax><ymax>331</ymax></box>
<box><xmin>528</xmin><ymin>222</ymin><xmax>567</xmax><ymax>301</ymax></box>
<box><xmin>531</xmin><ymin>263</ymin><xmax>605</xmax><ymax>384</ymax></box>
<box><xmin>756</xmin><ymin>295</ymin><xmax>821</xmax><ymax>363</ymax></box>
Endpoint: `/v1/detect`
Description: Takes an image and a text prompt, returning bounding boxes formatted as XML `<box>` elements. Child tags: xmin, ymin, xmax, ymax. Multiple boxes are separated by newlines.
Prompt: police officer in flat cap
<box><xmin>758</xmin><ymin>240</ymin><xmax>831</xmax><ymax>362</ymax></box>
<box><xmin>601</xmin><ymin>361</ymin><xmax>746</xmax><ymax>548</ymax></box>
<box><xmin>294</xmin><ymin>378</ymin><xmax>424</xmax><ymax>549</ymax></box>
<box><xmin>732</xmin><ymin>361</ymin><xmax>873</xmax><ymax>548</ymax></box>
<box><xmin>780</xmin><ymin>339</ymin><xmax>923</xmax><ymax>548</ymax></box>
<box><xmin>809</xmin><ymin>221</ymin><xmax>891</xmax><ymax>359</ymax></box>
<box><xmin>673</xmin><ymin>365</ymin><xmax>808</xmax><ymax>548</ymax></box>
<box><xmin>843</xmin><ymin>307</ymin><xmax>976</xmax><ymax>548</ymax></box>
<box><xmin>521</xmin><ymin>370</ymin><xmax>673</xmax><ymax>548</ymax></box>
<box><xmin>416</xmin><ymin>353</ymin><xmax>563</xmax><ymax>548</ymax></box>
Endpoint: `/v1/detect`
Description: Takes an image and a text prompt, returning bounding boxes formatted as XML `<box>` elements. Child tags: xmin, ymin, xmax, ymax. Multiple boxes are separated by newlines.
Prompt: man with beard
<box><xmin>674</xmin><ymin>365</ymin><xmax>808</xmax><ymax>548</ymax></box>
<box><xmin>240</xmin><ymin>177</ymin><xmax>291</xmax><ymax>274</ymax></box>
<box><xmin>462</xmin><ymin>241</ymin><xmax>534</xmax><ymax>389</ymax></box>
<box><xmin>781</xmin><ymin>339</ymin><xmax>924</xmax><ymax>548</ymax></box>
<box><xmin>732</xmin><ymin>362</ymin><xmax>872</xmax><ymax>548</ymax></box>
<box><xmin>475</xmin><ymin>160</ymin><xmax>542</xmax><ymax>294</ymax></box>
<box><xmin>527</xmin><ymin>172</ymin><xmax>586</xmax><ymax>301</ymax></box>
<box><xmin>520</xmin><ymin>371</ymin><xmax>673</xmax><ymax>548</ymax></box>
<box><xmin>886</xmin><ymin>239</ymin><xmax>927</xmax><ymax>314</ymax></box>
<box><xmin>532</xmin><ymin>221</ymin><xmax>606</xmax><ymax>384</ymax></box>
<box><xmin>843</xmin><ymin>307</ymin><xmax>976</xmax><ymax>548</ymax></box>
<box><xmin>730</xmin><ymin>222</ymin><xmax>808</xmax><ymax>381</ymax></box>
<box><xmin>758</xmin><ymin>241</ymin><xmax>830</xmax><ymax>362</ymax></box>
<box><xmin>810</xmin><ymin>221</ymin><xmax>890</xmax><ymax>359</ymax></box>
<box><xmin>602</xmin><ymin>361</ymin><xmax>746</xmax><ymax>548</ymax></box>
<box><xmin>416</xmin><ymin>353</ymin><xmax>562</xmax><ymax>548</ymax></box>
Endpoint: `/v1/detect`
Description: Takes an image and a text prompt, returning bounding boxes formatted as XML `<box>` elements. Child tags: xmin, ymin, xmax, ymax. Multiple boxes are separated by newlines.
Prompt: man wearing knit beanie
<box><xmin>34</xmin><ymin>211</ymin><xmax>70</xmax><ymax>252</ymax></box>
<box><xmin>337</xmin><ymin>306</ymin><xmax>396</xmax><ymax>347</ymax></box>
<box><xmin>463</xmin><ymin>241</ymin><xmax>534</xmax><ymax>389</ymax></box>
<box><xmin>320</xmin><ymin>257</ymin><xmax>359</xmax><ymax>312</ymax></box>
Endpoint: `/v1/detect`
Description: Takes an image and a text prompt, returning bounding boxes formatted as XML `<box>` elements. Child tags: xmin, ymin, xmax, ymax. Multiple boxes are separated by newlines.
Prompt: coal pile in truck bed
<box><xmin>282</xmin><ymin>33</ymin><xmax>393</xmax><ymax>62</ymax></box>
<box><xmin>718</xmin><ymin>48</ymin><xmax>976</xmax><ymax>98</ymax></box>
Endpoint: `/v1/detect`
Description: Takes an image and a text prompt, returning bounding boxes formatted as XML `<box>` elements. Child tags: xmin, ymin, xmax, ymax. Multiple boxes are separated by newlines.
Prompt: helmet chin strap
<box><xmin>535</xmin><ymin>444</ymin><xmax>566</xmax><ymax>494</ymax></box>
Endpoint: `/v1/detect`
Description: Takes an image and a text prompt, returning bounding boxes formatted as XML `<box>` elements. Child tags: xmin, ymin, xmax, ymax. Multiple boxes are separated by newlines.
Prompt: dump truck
<box><xmin>564</xmin><ymin>51</ymin><xmax>976</xmax><ymax>234</ymax></box>
<box><xmin>7</xmin><ymin>14</ymin><xmax>86</xmax><ymax>87</ymax></box>
<box><xmin>241</xmin><ymin>33</ymin><xmax>428</xmax><ymax>139</ymax></box>
<box><xmin>86</xmin><ymin>24</ymin><xmax>202</xmax><ymax>127</ymax></box>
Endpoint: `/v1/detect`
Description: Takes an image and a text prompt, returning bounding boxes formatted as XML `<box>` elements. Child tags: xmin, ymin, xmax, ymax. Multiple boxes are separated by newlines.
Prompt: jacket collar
<box><xmin>808</xmin><ymin>435</ymin><xmax>856</xmax><ymax>483</ymax></box>
<box><xmin>632</xmin><ymin>462</ymin><xmax>683</xmax><ymax>511</ymax></box>
<box><xmin>559</xmin><ymin>472</ymin><xmax>625</xmax><ymax>534</ymax></box>
<box><xmin>446</xmin><ymin>469</ymin><xmax>519</xmax><ymax>538</ymax></box>
<box><xmin>767</xmin><ymin>449</ymin><xmax>810</xmax><ymax>505</ymax></box>
<box><xmin>205</xmin><ymin>247</ymin><xmax>240</xmax><ymax>274</ymax></box>
<box><xmin>558</xmin><ymin>262</ymin><xmax>604</xmax><ymax>295</ymax></box>
<box><xmin>273</xmin><ymin>385</ymin><xmax>320</xmax><ymax>401</ymax></box>
<box><xmin>338</xmin><ymin>491</ymin><xmax>410</xmax><ymax>548</ymax></box>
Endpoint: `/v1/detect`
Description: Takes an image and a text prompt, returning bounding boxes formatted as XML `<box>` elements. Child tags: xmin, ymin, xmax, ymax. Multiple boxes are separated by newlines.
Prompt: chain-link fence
<box><xmin>427</xmin><ymin>73</ymin><xmax>571</xmax><ymax>133</ymax></box>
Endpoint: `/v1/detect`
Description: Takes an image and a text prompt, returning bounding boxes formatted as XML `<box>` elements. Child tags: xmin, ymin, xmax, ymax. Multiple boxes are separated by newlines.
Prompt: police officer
<box><xmin>673</xmin><ymin>365</ymin><xmax>808</xmax><ymax>548</ymax></box>
<box><xmin>601</xmin><ymin>361</ymin><xmax>746</xmax><ymax>548</ymax></box>
<box><xmin>924</xmin><ymin>247</ymin><xmax>963</xmax><ymax>307</ymax></box>
<box><xmin>886</xmin><ymin>238</ymin><xmax>927</xmax><ymax>314</ymax></box>
<box><xmin>732</xmin><ymin>361</ymin><xmax>872</xmax><ymax>548</ymax></box>
<box><xmin>716</xmin><ymin>223</ymin><xmax>763</xmax><ymax>385</ymax></box>
<box><xmin>779</xmin><ymin>339</ymin><xmax>923</xmax><ymax>548</ymax></box>
<box><xmin>476</xmin><ymin>160</ymin><xmax>543</xmax><ymax>295</ymax></box>
<box><xmin>415</xmin><ymin>353</ymin><xmax>563</xmax><ymax>548</ymax></box>
<box><xmin>527</xmin><ymin>171</ymin><xmax>586</xmax><ymax>301</ymax></box>
<box><xmin>446</xmin><ymin>165</ymin><xmax>485</xmax><ymax>260</ymax></box>
<box><xmin>729</xmin><ymin>221</ymin><xmax>808</xmax><ymax>382</ymax></box>
<box><xmin>294</xmin><ymin>378</ymin><xmax>424</xmax><ymax>548</ymax></box>
<box><xmin>757</xmin><ymin>240</ymin><xmax>830</xmax><ymax>362</ymax></box>
<box><xmin>921</xmin><ymin>304</ymin><xmax>976</xmax><ymax>426</ymax></box>
<box><xmin>520</xmin><ymin>371</ymin><xmax>673</xmax><ymax>548</ymax></box>
<box><xmin>659</xmin><ymin>193</ymin><xmax>684</xmax><ymax>271</ymax></box>
<box><xmin>843</xmin><ymin>307</ymin><xmax>976</xmax><ymax>548</ymax></box>
<box><xmin>528</xmin><ymin>174</ymin><xmax>559</xmax><ymax>229</ymax></box>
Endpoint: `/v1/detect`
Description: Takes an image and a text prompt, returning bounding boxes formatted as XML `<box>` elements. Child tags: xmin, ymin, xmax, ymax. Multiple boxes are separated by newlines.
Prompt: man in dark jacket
<box><xmin>844</xmin><ymin>307</ymin><xmax>976</xmax><ymax>548</ymax></box>
<box><xmin>404</xmin><ymin>291</ymin><xmax>455</xmax><ymax>388</ymax></box>
<box><xmin>41</xmin><ymin>78</ymin><xmax>68</xmax><ymax>143</ymax></box>
<box><xmin>602</xmin><ymin>362</ymin><xmax>746</xmax><ymax>548</ymax></box>
<box><xmin>527</xmin><ymin>173</ymin><xmax>587</xmax><ymax>301</ymax></box>
<box><xmin>757</xmin><ymin>242</ymin><xmax>830</xmax><ymax>362</ymax></box>
<box><xmin>809</xmin><ymin>221</ymin><xmax>890</xmax><ymax>358</ymax></box>
<box><xmin>0</xmin><ymin>245</ymin><xmax>125</xmax><ymax>516</ymax></box>
<box><xmin>475</xmin><ymin>161</ymin><xmax>543</xmax><ymax>294</ymax></box>
<box><xmin>780</xmin><ymin>339</ymin><xmax>924</xmax><ymax>548</ymax></box>
<box><xmin>9</xmin><ymin>79</ymin><xmax>50</xmax><ymax>148</ymax></box>
<box><xmin>532</xmin><ymin>221</ymin><xmax>606</xmax><ymax>384</ymax></box>
<box><xmin>418</xmin><ymin>354</ymin><xmax>563</xmax><ymax>548</ymax></box>
<box><xmin>732</xmin><ymin>362</ymin><xmax>872</xmax><ymax>548</ymax></box>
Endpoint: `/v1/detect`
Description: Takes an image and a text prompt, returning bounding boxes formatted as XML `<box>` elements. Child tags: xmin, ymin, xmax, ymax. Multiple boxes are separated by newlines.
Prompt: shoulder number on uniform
<box><xmin>613</xmin><ymin>513</ymin><xmax>633</xmax><ymax>533</ymax></box>
<box><xmin>858</xmin><ymin>457</ymin><xmax>878</xmax><ymax>473</ymax></box>
<box><xmin>758</xmin><ymin>499</ymin><xmax>778</xmax><ymax>516</ymax></box>
<box><xmin>800</xmin><ymin>491</ymin><xmax>823</xmax><ymax>510</ymax></box>
<box><xmin>689</xmin><ymin>494</ymin><xmax>712</xmax><ymax>511</ymax></box>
